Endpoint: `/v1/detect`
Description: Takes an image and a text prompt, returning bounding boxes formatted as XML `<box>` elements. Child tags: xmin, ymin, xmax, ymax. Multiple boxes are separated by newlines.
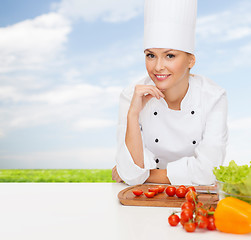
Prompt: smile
<box><xmin>155</xmin><ymin>74</ymin><xmax>171</xmax><ymax>81</ymax></box>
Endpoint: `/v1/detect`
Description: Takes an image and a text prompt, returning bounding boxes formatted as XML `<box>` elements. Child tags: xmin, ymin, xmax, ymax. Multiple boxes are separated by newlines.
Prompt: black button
<box><xmin>155</xmin><ymin>159</ymin><xmax>159</xmax><ymax>163</ymax></box>
<box><xmin>191</xmin><ymin>111</ymin><xmax>195</xmax><ymax>115</ymax></box>
<box><xmin>155</xmin><ymin>138</ymin><xmax>159</xmax><ymax>143</ymax></box>
<box><xmin>157</xmin><ymin>167</ymin><xmax>159</xmax><ymax>169</ymax></box>
<box><xmin>140</xmin><ymin>126</ymin><xmax>143</xmax><ymax>131</ymax></box>
<box><xmin>192</xmin><ymin>140</ymin><xmax>196</xmax><ymax>144</ymax></box>
<box><xmin>154</xmin><ymin>111</ymin><xmax>158</xmax><ymax>115</ymax></box>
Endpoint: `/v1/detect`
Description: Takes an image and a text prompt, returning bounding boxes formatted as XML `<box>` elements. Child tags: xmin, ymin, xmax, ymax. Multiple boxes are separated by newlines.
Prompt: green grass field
<box><xmin>0</xmin><ymin>169</ymin><xmax>115</xmax><ymax>182</ymax></box>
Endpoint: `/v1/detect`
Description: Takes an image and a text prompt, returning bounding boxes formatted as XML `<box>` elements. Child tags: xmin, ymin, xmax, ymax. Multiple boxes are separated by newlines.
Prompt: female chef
<box><xmin>112</xmin><ymin>0</ymin><xmax>228</xmax><ymax>185</ymax></box>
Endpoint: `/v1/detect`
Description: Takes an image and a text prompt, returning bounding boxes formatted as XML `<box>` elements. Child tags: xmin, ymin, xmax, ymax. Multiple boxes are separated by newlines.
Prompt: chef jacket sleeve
<box><xmin>167</xmin><ymin>92</ymin><xmax>228</xmax><ymax>185</ymax></box>
<box><xmin>115</xmin><ymin>90</ymin><xmax>157</xmax><ymax>186</ymax></box>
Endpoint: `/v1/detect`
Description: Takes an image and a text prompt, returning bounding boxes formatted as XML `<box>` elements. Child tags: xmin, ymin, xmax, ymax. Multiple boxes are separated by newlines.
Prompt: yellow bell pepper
<box><xmin>214</xmin><ymin>197</ymin><xmax>251</xmax><ymax>234</ymax></box>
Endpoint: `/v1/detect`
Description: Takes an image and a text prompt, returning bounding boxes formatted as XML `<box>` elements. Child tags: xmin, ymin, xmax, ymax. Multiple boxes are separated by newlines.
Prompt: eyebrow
<box><xmin>144</xmin><ymin>49</ymin><xmax>173</xmax><ymax>54</ymax></box>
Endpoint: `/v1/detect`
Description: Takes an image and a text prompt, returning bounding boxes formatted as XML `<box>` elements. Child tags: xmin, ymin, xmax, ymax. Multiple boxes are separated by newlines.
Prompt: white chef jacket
<box><xmin>115</xmin><ymin>74</ymin><xmax>228</xmax><ymax>186</ymax></box>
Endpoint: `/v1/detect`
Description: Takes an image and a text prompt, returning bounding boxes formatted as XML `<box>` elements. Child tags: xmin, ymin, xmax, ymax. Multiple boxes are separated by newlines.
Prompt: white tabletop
<box><xmin>0</xmin><ymin>183</ymin><xmax>250</xmax><ymax>240</ymax></box>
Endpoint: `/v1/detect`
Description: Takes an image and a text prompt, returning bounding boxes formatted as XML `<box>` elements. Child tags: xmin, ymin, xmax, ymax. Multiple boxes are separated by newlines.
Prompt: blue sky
<box><xmin>0</xmin><ymin>0</ymin><xmax>251</xmax><ymax>169</ymax></box>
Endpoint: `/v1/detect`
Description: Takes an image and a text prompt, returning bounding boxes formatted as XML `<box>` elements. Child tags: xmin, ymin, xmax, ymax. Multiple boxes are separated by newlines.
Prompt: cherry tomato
<box><xmin>187</xmin><ymin>186</ymin><xmax>196</xmax><ymax>192</ymax></box>
<box><xmin>196</xmin><ymin>207</ymin><xmax>208</xmax><ymax>217</ymax></box>
<box><xmin>144</xmin><ymin>192</ymin><xmax>155</xmax><ymax>198</ymax></box>
<box><xmin>208</xmin><ymin>206</ymin><xmax>215</xmax><ymax>212</ymax></box>
<box><xmin>166</xmin><ymin>186</ymin><xmax>176</xmax><ymax>197</ymax></box>
<box><xmin>180</xmin><ymin>219</ymin><xmax>186</xmax><ymax>226</ymax></box>
<box><xmin>148</xmin><ymin>187</ymin><xmax>159</xmax><ymax>195</ymax></box>
<box><xmin>209</xmin><ymin>206</ymin><xmax>215</xmax><ymax>211</ymax></box>
<box><xmin>179</xmin><ymin>185</ymin><xmax>188</xmax><ymax>193</ymax></box>
<box><xmin>132</xmin><ymin>190</ymin><xmax>143</xmax><ymax>196</ymax></box>
<box><xmin>185</xmin><ymin>190</ymin><xmax>197</xmax><ymax>203</ymax></box>
<box><xmin>195</xmin><ymin>215</ymin><xmax>209</xmax><ymax>229</ymax></box>
<box><xmin>207</xmin><ymin>206</ymin><xmax>215</xmax><ymax>216</ymax></box>
<box><xmin>184</xmin><ymin>222</ymin><xmax>196</xmax><ymax>232</ymax></box>
<box><xmin>168</xmin><ymin>214</ymin><xmax>180</xmax><ymax>226</ymax></box>
<box><xmin>180</xmin><ymin>209</ymin><xmax>193</xmax><ymax>223</ymax></box>
<box><xmin>207</xmin><ymin>216</ymin><xmax>216</xmax><ymax>230</ymax></box>
<box><xmin>176</xmin><ymin>187</ymin><xmax>186</xmax><ymax>198</ymax></box>
<box><xmin>181</xmin><ymin>201</ymin><xmax>195</xmax><ymax>211</ymax></box>
<box><xmin>196</xmin><ymin>202</ymin><xmax>204</xmax><ymax>208</ymax></box>
<box><xmin>157</xmin><ymin>185</ymin><xmax>165</xmax><ymax>193</ymax></box>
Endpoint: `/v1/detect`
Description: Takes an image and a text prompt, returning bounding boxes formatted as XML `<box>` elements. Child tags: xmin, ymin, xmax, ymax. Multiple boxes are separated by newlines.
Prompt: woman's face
<box><xmin>144</xmin><ymin>48</ymin><xmax>195</xmax><ymax>92</ymax></box>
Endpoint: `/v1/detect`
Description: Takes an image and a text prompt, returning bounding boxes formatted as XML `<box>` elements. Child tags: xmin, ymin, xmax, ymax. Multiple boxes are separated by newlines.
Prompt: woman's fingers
<box><xmin>134</xmin><ymin>85</ymin><xmax>155</xmax><ymax>98</ymax></box>
<box><xmin>149</xmin><ymin>86</ymin><xmax>165</xmax><ymax>99</ymax></box>
<box><xmin>129</xmin><ymin>84</ymin><xmax>165</xmax><ymax>117</ymax></box>
<box><xmin>135</xmin><ymin>85</ymin><xmax>165</xmax><ymax>99</ymax></box>
<box><xmin>143</xmin><ymin>94</ymin><xmax>154</xmax><ymax>103</ymax></box>
<box><xmin>157</xmin><ymin>88</ymin><xmax>165</xmax><ymax>98</ymax></box>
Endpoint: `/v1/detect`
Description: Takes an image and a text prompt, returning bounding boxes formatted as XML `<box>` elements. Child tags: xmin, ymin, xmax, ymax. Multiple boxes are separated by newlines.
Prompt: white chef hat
<box><xmin>144</xmin><ymin>0</ymin><xmax>197</xmax><ymax>54</ymax></box>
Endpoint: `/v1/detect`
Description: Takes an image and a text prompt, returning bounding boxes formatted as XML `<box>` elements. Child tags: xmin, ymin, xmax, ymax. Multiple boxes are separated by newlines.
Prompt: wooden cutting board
<box><xmin>118</xmin><ymin>184</ymin><xmax>218</xmax><ymax>208</ymax></box>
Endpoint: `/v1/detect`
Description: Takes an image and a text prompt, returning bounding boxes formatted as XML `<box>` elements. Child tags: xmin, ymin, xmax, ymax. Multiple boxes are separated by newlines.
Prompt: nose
<box><xmin>155</xmin><ymin>58</ymin><xmax>165</xmax><ymax>72</ymax></box>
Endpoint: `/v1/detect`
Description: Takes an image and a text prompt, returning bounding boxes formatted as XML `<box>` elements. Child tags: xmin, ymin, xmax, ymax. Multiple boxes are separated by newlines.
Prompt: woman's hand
<box><xmin>128</xmin><ymin>85</ymin><xmax>165</xmax><ymax>118</ymax></box>
<box><xmin>112</xmin><ymin>166</ymin><xmax>124</xmax><ymax>183</ymax></box>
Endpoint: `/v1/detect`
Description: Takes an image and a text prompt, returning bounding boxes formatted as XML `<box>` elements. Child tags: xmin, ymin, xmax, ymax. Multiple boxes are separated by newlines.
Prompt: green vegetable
<box><xmin>213</xmin><ymin>160</ymin><xmax>251</xmax><ymax>201</ymax></box>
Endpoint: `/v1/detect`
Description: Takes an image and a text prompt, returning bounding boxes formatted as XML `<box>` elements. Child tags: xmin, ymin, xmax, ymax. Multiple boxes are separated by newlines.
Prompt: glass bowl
<box><xmin>216</xmin><ymin>180</ymin><xmax>251</xmax><ymax>204</ymax></box>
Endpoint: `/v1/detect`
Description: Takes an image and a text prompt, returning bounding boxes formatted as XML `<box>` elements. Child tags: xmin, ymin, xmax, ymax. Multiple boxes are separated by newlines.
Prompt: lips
<box><xmin>155</xmin><ymin>74</ymin><xmax>171</xmax><ymax>81</ymax></box>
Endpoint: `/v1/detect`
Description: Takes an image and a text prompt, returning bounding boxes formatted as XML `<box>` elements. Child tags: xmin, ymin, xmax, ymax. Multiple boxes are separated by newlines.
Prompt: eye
<box><xmin>146</xmin><ymin>53</ymin><xmax>155</xmax><ymax>59</ymax></box>
<box><xmin>167</xmin><ymin>54</ymin><xmax>175</xmax><ymax>59</ymax></box>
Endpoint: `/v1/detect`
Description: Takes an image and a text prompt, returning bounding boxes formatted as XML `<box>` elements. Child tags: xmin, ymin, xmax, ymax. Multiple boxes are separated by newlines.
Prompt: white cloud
<box><xmin>228</xmin><ymin>117</ymin><xmax>251</xmax><ymax>130</ymax></box>
<box><xmin>225</xmin><ymin>145</ymin><xmax>251</xmax><ymax>166</ymax></box>
<box><xmin>53</xmin><ymin>0</ymin><xmax>144</xmax><ymax>22</ymax></box>
<box><xmin>224</xmin><ymin>116</ymin><xmax>251</xmax><ymax>166</ymax></box>
<box><xmin>0</xmin><ymin>147</ymin><xmax>116</xmax><ymax>169</ymax></box>
<box><xmin>0</xmin><ymin>5</ymin><xmax>142</xmax><ymax>139</ymax></box>
<box><xmin>73</xmin><ymin>119</ymin><xmax>116</xmax><ymax>131</ymax></box>
<box><xmin>0</xmin><ymin>83</ymin><xmax>122</xmax><ymax>104</ymax></box>
<box><xmin>230</xmin><ymin>42</ymin><xmax>251</xmax><ymax>68</ymax></box>
<box><xmin>225</xmin><ymin>131</ymin><xmax>251</xmax><ymax>166</ymax></box>
<box><xmin>197</xmin><ymin>1</ymin><xmax>251</xmax><ymax>42</ymax></box>
<box><xmin>0</xmin><ymin>129</ymin><xmax>4</xmax><ymax>138</ymax></box>
<box><xmin>0</xmin><ymin>12</ymin><xmax>71</xmax><ymax>73</ymax></box>
<box><xmin>240</xmin><ymin>42</ymin><xmax>251</xmax><ymax>53</ymax></box>
<box><xmin>0</xmin><ymin>83</ymin><xmax>122</xmax><ymax>132</ymax></box>
<box><xmin>0</xmin><ymin>86</ymin><xmax>21</xmax><ymax>102</ymax></box>
<box><xmin>79</xmin><ymin>40</ymin><xmax>145</xmax><ymax>77</ymax></box>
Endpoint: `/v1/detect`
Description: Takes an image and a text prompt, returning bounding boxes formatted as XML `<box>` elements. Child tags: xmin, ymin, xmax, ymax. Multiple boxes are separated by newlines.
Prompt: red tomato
<box><xmin>179</xmin><ymin>185</ymin><xmax>188</xmax><ymax>193</ymax></box>
<box><xmin>157</xmin><ymin>185</ymin><xmax>165</xmax><ymax>193</ymax></box>
<box><xmin>132</xmin><ymin>189</ymin><xmax>143</xmax><ymax>196</ymax></box>
<box><xmin>181</xmin><ymin>201</ymin><xmax>195</xmax><ymax>211</ymax></box>
<box><xmin>185</xmin><ymin>190</ymin><xmax>197</xmax><ymax>203</ymax></box>
<box><xmin>207</xmin><ymin>216</ymin><xmax>216</xmax><ymax>230</ymax></box>
<box><xmin>148</xmin><ymin>187</ymin><xmax>159</xmax><ymax>195</ymax></box>
<box><xmin>176</xmin><ymin>187</ymin><xmax>187</xmax><ymax>198</ymax></box>
<box><xmin>180</xmin><ymin>209</ymin><xmax>193</xmax><ymax>223</ymax></box>
<box><xmin>187</xmin><ymin>186</ymin><xmax>196</xmax><ymax>192</ymax></box>
<box><xmin>195</xmin><ymin>215</ymin><xmax>208</xmax><ymax>229</ymax></box>
<box><xmin>180</xmin><ymin>219</ymin><xmax>186</xmax><ymax>226</ymax></box>
<box><xmin>196</xmin><ymin>202</ymin><xmax>204</xmax><ymax>208</ymax></box>
<box><xmin>144</xmin><ymin>192</ymin><xmax>155</xmax><ymax>198</ymax></box>
<box><xmin>166</xmin><ymin>186</ymin><xmax>176</xmax><ymax>196</ymax></box>
<box><xmin>168</xmin><ymin>214</ymin><xmax>180</xmax><ymax>226</ymax></box>
<box><xmin>208</xmin><ymin>206</ymin><xmax>215</xmax><ymax>212</ymax></box>
<box><xmin>196</xmin><ymin>207</ymin><xmax>208</xmax><ymax>217</ymax></box>
<box><xmin>184</xmin><ymin>222</ymin><xmax>196</xmax><ymax>232</ymax></box>
<box><xmin>207</xmin><ymin>206</ymin><xmax>215</xmax><ymax>216</ymax></box>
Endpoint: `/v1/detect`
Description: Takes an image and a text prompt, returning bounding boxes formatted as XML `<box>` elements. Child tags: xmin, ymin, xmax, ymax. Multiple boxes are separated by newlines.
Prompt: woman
<box><xmin>112</xmin><ymin>0</ymin><xmax>228</xmax><ymax>185</ymax></box>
